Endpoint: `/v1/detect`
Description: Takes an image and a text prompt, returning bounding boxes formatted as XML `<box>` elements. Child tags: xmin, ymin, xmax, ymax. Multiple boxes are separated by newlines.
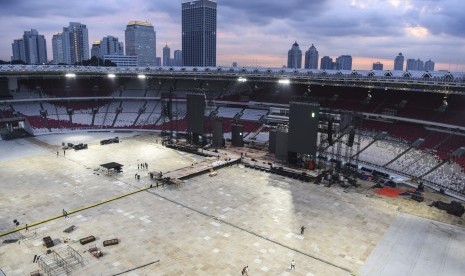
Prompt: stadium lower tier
<box><xmin>0</xmin><ymin>100</ymin><xmax>464</xmax><ymax>196</ymax></box>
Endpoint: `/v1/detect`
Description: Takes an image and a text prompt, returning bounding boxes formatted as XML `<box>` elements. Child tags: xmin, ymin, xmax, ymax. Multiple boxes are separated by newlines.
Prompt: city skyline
<box><xmin>1</xmin><ymin>0</ymin><xmax>464</xmax><ymax>70</ymax></box>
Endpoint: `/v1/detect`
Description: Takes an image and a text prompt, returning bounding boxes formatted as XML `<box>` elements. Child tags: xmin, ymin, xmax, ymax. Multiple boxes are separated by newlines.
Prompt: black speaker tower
<box><xmin>187</xmin><ymin>93</ymin><xmax>206</xmax><ymax>144</ymax></box>
<box><xmin>231</xmin><ymin>124</ymin><xmax>244</xmax><ymax>147</ymax></box>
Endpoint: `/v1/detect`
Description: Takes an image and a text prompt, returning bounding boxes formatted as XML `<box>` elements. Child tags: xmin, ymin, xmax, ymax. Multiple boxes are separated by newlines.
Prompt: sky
<box><xmin>1</xmin><ymin>0</ymin><xmax>464</xmax><ymax>71</ymax></box>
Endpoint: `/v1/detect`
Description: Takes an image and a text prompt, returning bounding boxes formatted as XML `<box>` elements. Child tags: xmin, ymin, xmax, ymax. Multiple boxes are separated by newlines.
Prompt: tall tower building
<box><xmin>320</xmin><ymin>56</ymin><xmax>333</xmax><ymax>70</ymax></box>
<box><xmin>407</xmin><ymin>58</ymin><xmax>424</xmax><ymax>71</ymax></box>
<box><xmin>415</xmin><ymin>59</ymin><xmax>424</xmax><ymax>71</ymax></box>
<box><xmin>91</xmin><ymin>41</ymin><xmax>101</xmax><ymax>58</ymax></box>
<box><xmin>163</xmin><ymin>44</ymin><xmax>171</xmax><ymax>66</ymax></box>
<box><xmin>125</xmin><ymin>21</ymin><xmax>157</xmax><ymax>66</ymax></box>
<box><xmin>174</xmin><ymin>50</ymin><xmax>183</xmax><ymax>66</ymax></box>
<box><xmin>424</xmin><ymin>59</ymin><xmax>435</xmax><ymax>71</ymax></box>
<box><xmin>52</xmin><ymin>22</ymin><xmax>89</xmax><ymax>65</ymax></box>
<box><xmin>52</xmin><ymin>32</ymin><xmax>67</xmax><ymax>64</ymax></box>
<box><xmin>101</xmin><ymin>36</ymin><xmax>124</xmax><ymax>56</ymax></box>
<box><xmin>68</xmin><ymin>22</ymin><xmax>89</xmax><ymax>64</ymax></box>
<box><xmin>11</xmin><ymin>39</ymin><xmax>26</xmax><ymax>63</ymax></box>
<box><xmin>91</xmin><ymin>36</ymin><xmax>124</xmax><ymax>58</ymax></box>
<box><xmin>406</xmin><ymin>59</ymin><xmax>415</xmax><ymax>71</ymax></box>
<box><xmin>287</xmin><ymin>41</ymin><xmax>302</xmax><ymax>69</ymax></box>
<box><xmin>182</xmin><ymin>0</ymin><xmax>217</xmax><ymax>67</ymax></box>
<box><xmin>336</xmin><ymin>55</ymin><xmax>352</xmax><ymax>70</ymax></box>
<box><xmin>394</xmin><ymin>52</ymin><xmax>404</xmax><ymax>71</ymax></box>
<box><xmin>11</xmin><ymin>29</ymin><xmax>47</xmax><ymax>64</ymax></box>
<box><xmin>304</xmin><ymin>44</ymin><xmax>319</xmax><ymax>69</ymax></box>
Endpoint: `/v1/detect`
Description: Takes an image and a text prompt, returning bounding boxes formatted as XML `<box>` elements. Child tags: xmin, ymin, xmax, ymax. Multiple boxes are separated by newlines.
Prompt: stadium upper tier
<box><xmin>1</xmin><ymin>65</ymin><xmax>465</xmax><ymax>94</ymax></box>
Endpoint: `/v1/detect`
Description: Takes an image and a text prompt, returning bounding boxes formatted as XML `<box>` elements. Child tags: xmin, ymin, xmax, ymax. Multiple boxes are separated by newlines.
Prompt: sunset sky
<box><xmin>1</xmin><ymin>0</ymin><xmax>464</xmax><ymax>71</ymax></box>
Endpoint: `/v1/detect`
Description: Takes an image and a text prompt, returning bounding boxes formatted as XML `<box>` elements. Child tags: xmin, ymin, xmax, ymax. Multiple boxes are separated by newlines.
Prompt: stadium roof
<box><xmin>1</xmin><ymin>65</ymin><xmax>464</xmax><ymax>95</ymax></box>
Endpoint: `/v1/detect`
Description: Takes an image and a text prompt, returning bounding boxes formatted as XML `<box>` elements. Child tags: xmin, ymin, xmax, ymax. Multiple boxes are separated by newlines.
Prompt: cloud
<box><xmin>0</xmin><ymin>0</ymin><xmax>464</xmax><ymax>70</ymax></box>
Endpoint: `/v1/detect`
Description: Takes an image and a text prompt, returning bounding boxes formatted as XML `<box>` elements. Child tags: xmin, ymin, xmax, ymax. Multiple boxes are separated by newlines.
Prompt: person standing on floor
<box><xmin>290</xmin><ymin>259</ymin><xmax>296</xmax><ymax>270</ymax></box>
<box><xmin>301</xmin><ymin>226</ymin><xmax>306</xmax><ymax>235</ymax></box>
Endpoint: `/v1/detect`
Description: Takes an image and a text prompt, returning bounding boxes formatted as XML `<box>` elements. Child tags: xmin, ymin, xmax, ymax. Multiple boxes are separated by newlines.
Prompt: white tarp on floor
<box><xmin>361</xmin><ymin>213</ymin><xmax>465</xmax><ymax>276</ymax></box>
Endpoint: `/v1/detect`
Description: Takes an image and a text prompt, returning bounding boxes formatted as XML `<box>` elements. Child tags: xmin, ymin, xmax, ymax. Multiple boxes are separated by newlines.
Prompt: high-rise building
<box><xmin>125</xmin><ymin>21</ymin><xmax>157</xmax><ymax>66</ymax></box>
<box><xmin>287</xmin><ymin>41</ymin><xmax>302</xmax><ymax>69</ymax></box>
<box><xmin>424</xmin><ymin>59</ymin><xmax>435</xmax><ymax>71</ymax></box>
<box><xmin>394</xmin><ymin>52</ymin><xmax>404</xmax><ymax>71</ymax></box>
<box><xmin>91</xmin><ymin>36</ymin><xmax>124</xmax><ymax>58</ymax></box>
<box><xmin>182</xmin><ymin>0</ymin><xmax>217</xmax><ymax>67</ymax></box>
<box><xmin>11</xmin><ymin>29</ymin><xmax>47</xmax><ymax>64</ymax></box>
<box><xmin>163</xmin><ymin>44</ymin><xmax>171</xmax><ymax>66</ymax></box>
<box><xmin>11</xmin><ymin>39</ymin><xmax>26</xmax><ymax>63</ymax></box>
<box><xmin>320</xmin><ymin>56</ymin><xmax>333</xmax><ymax>70</ymax></box>
<box><xmin>68</xmin><ymin>22</ymin><xmax>89</xmax><ymax>64</ymax></box>
<box><xmin>52</xmin><ymin>32</ymin><xmax>68</xmax><ymax>64</ymax></box>
<box><xmin>174</xmin><ymin>50</ymin><xmax>183</xmax><ymax>66</ymax></box>
<box><xmin>304</xmin><ymin>44</ymin><xmax>319</xmax><ymax>69</ymax></box>
<box><xmin>336</xmin><ymin>55</ymin><xmax>352</xmax><ymax>70</ymax></box>
<box><xmin>372</xmin><ymin>62</ymin><xmax>383</xmax><ymax>70</ymax></box>
<box><xmin>406</xmin><ymin>59</ymin><xmax>415</xmax><ymax>70</ymax></box>
<box><xmin>406</xmin><ymin>58</ymin><xmax>424</xmax><ymax>71</ymax></box>
<box><xmin>52</xmin><ymin>22</ymin><xmax>89</xmax><ymax>65</ymax></box>
<box><xmin>101</xmin><ymin>36</ymin><xmax>124</xmax><ymax>57</ymax></box>
<box><xmin>90</xmin><ymin>41</ymin><xmax>101</xmax><ymax>58</ymax></box>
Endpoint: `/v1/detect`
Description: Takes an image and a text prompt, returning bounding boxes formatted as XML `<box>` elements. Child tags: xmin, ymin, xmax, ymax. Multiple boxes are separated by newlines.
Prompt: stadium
<box><xmin>0</xmin><ymin>65</ymin><xmax>465</xmax><ymax>275</ymax></box>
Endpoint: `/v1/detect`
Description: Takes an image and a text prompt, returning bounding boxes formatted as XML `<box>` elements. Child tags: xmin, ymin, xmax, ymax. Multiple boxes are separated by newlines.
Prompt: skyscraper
<box><xmin>163</xmin><ymin>44</ymin><xmax>171</xmax><ymax>66</ymax></box>
<box><xmin>424</xmin><ymin>59</ymin><xmax>435</xmax><ymax>71</ymax></box>
<box><xmin>68</xmin><ymin>22</ymin><xmax>89</xmax><ymax>64</ymax></box>
<box><xmin>11</xmin><ymin>39</ymin><xmax>26</xmax><ymax>63</ymax></box>
<box><xmin>52</xmin><ymin>22</ymin><xmax>89</xmax><ymax>65</ymax></box>
<box><xmin>91</xmin><ymin>41</ymin><xmax>101</xmax><ymax>58</ymax></box>
<box><xmin>320</xmin><ymin>56</ymin><xmax>333</xmax><ymax>70</ymax></box>
<box><xmin>304</xmin><ymin>44</ymin><xmax>319</xmax><ymax>69</ymax></box>
<box><xmin>91</xmin><ymin>36</ymin><xmax>124</xmax><ymax>58</ymax></box>
<box><xmin>101</xmin><ymin>36</ymin><xmax>124</xmax><ymax>56</ymax></box>
<box><xmin>11</xmin><ymin>29</ymin><xmax>47</xmax><ymax>64</ymax></box>
<box><xmin>125</xmin><ymin>21</ymin><xmax>157</xmax><ymax>66</ymax></box>
<box><xmin>287</xmin><ymin>41</ymin><xmax>302</xmax><ymax>69</ymax></box>
<box><xmin>336</xmin><ymin>55</ymin><xmax>352</xmax><ymax>70</ymax></box>
<box><xmin>174</xmin><ymin>50</ymin><xmax>183</xmax><ymax>66</ymax></box>
<box><xmin>52</xmin><ymin>32</ymin><xmax>67</xmax><ymax>64</ymax></box>
<box><xmin>406</xmin><ymin>58</ymin><xmax>424</xmax><ymax>71</ymax></box>
<box><xmin>394</xmin><ymin>53</ymin><xmax>404</xmax><ymax>71</ymax></box>
<box><xmin>372</xmin><ymin>62</ymin><xmax>383</xmax><ymax>70</ymax></box>
<box><xmin>182</xmin><ymin>0</ymin><xmax>217</xmax><ymax>67</ymax></box>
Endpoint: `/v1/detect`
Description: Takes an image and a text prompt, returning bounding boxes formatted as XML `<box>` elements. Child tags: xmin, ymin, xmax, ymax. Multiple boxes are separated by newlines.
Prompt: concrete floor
<box><xmin>0</xmin><ymin>132</ymin><xmax>464</xmax><ymax>276</ymax></box>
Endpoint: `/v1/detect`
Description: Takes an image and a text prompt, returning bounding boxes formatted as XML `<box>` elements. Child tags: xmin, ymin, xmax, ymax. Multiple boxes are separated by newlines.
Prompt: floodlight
<box><xmin>138</xmin><ymin>74</ymin><xmax>146</xmax><ymax>79</ymax></box>
<box><xmin>238</xmin><ymin>77</ymin><xmax>247</xmax><ymax>82</ymax></box>
<box><xmin>278</xmin><ymin>79</ymin><xmax>290</xmax><ymax>84</ymax></box>
<box><xmin>65</xmin><ymin>73</ymin><xmax>76</xmax><ymax>78</ymax></box>
<box><xmin>108</xmin><ymin>74</ymin><xmax>116</xmax><ymax>78</ymax></box>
